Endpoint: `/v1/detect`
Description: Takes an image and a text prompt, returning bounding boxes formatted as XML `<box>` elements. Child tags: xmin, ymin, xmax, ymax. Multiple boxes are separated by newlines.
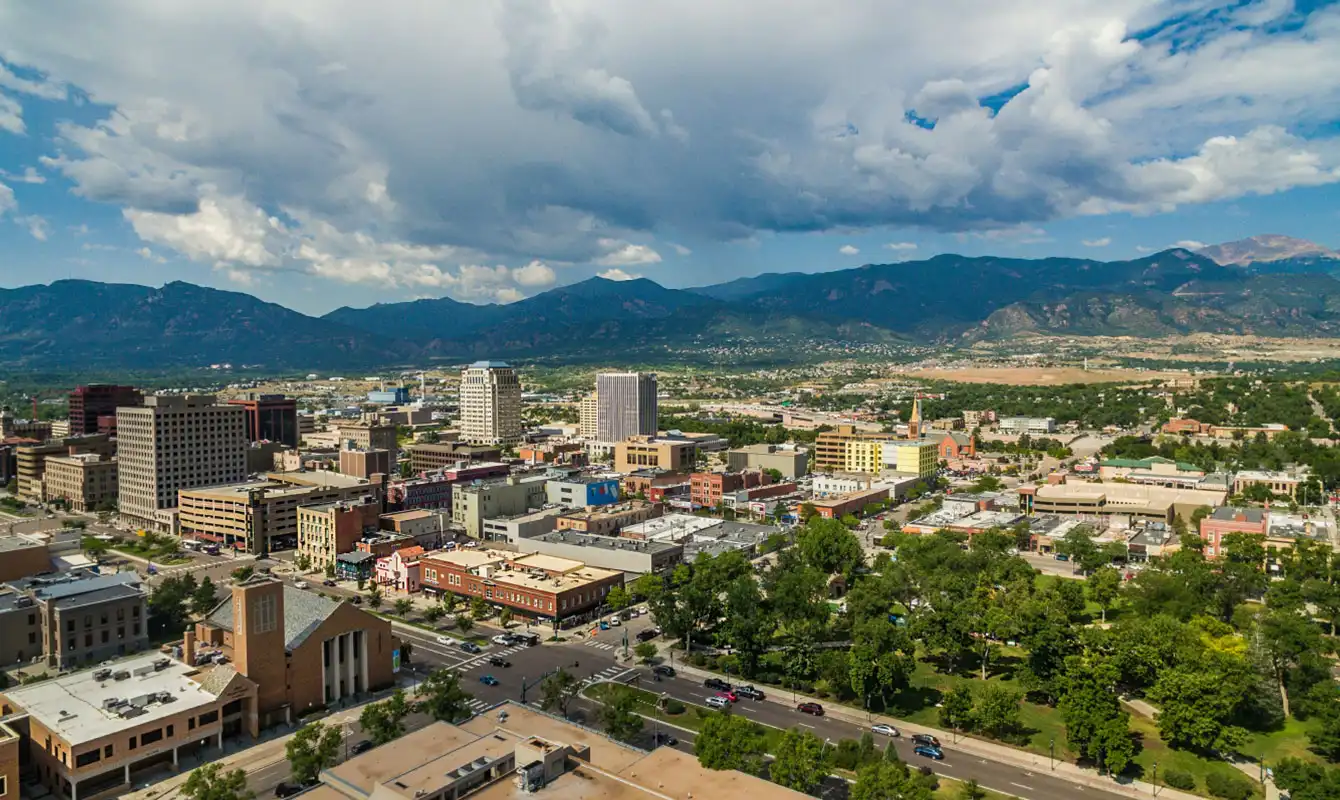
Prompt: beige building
<box><xmin>596</xmin><ymin>372</ymin><xmax>658</xmax><ymax>443</ymax></box>
<box><xmin>458</xmin><ymin>361</ymin><xmax>522</xmax><ymax>446</ymax></box>
<box><xmin>813</xmin><ymin>425</ymin><xmax>888</xmax><ymax>473</ymax></box>
<box><xmin>178</xmin><ymin>472</ymin><xmax>379</xmax><ymax>554</ymax></box>
<box><xmin>116</xmin><ymin>396</ymin><xmax>248</xmax><ymax>531</ymax></box>
<box><xmin>725</xmin><ymin>443</ymin><xmax>809</xmax><ymax>478</ymax></box>
<box><xmin>613</xmin><ymin>436</ymin><xmax>694</xmax><ymax>473</ymax></box>
<box><xmin>297</xmin><ymin>498</ymin><xmax>382</xmax><ymax>570</ymax></box>
<box><xmin>16</xmin><ymin>435</ymin><xmax>115</xmax><ymax>502</ymax></box>
<box><xmin>1019</xmin><ymin>480</ymin><xmax>1227</xmax><ymax>523</ymax></box>
<box><xmin>452</xmin><ymin>474</ymin><xmax>549</xmax><ymax>539</ymax></box>
<box><xmin>555</xmin><ymin>502</ymin><xmax>661</xmax><ymax>536</ymax></box>
<box><xmin>335</xmin><ymin>415</ymin><xmax>397</xmax><ymax>460</ymax></box>
<box><xmin>43</xmin><ymin>454</ymin><xmax>117</xmax><ymax>513</ymax></box>
<box><xmin>1233</xmin><ymin>469</ymin><xmax>1309</xmax><ymax>500</ymax></box>
<box><xmin>579</xmin><ymin>392</ymin><xmax>599</xmax><ymax>438</ymax></box>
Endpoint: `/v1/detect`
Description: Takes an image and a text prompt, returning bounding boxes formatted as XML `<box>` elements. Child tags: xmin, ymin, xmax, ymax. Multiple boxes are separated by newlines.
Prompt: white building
<box><xmin>115</xmin><ymin>395</ymin><xmax>247</xmax><ymax>531</ymax></box>
<box><xmin>998</xmin><ymin>416</ymin><xmax>1057</xmax><ymax>435</ymax></box>
<box><xmin>596</xmin><ymin>372</ymin><xmax>658</xmax><ymax>443</ymax></box>
<box><xmin>458</xmin><ymin>361</ymin><xmax>522</xmax><ymax>446</ymax></box>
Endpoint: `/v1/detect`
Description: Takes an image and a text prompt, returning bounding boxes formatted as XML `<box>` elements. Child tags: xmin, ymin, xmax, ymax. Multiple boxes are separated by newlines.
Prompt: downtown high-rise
<box><xmin>596</xmin><ymin>372</ymin><xmax>658</xmax><ymax>442</ymax></box>
<box><xmin>458</xmin><ymin>361</ymin><xmax>523</xmax><ymax>446</ymax></box>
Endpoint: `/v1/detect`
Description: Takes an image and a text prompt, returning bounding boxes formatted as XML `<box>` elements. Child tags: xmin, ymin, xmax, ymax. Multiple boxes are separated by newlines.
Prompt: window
<box><xmin>132</xmin><ymin>606</ymin><xmax>140</xmax><ymax>618</ymax></box>
<box><xmin>84</xmin><ymin>634</ymin><xmax>92</xmax><ymax>648</ymax></box>
<box><xmin>28</xmin><ymin>632</ymin><xmax>36</xmax><ymax>645</ymax></box>
<box><xmin>66</xmin><ymin>619</ymin><xmax>75</xmax><ymax>633</ymax></box>
<box><xmin>140</xmin><ymin>729</ymin><xmax>163</xmax><ymax>746</ymax></box>
<box><xmin>104</xmin><ymin>745</ymin><xmax>113</xmax><ymax>758</ymax></box>
<box><xmin>75</xmin><ymin>750</ymin><xmax>101</xmax><ymax>768</ymax></box>
<box><xmin>128</xmin><ymin>736</ymin><xmax>137</xmax><ymax>751</ymax></box>
<box><xmin>166</xmin><ymin>725</ymin><xmax>174</xmax><ymax>737</ymax></box>
<box><xmin>101</xmin><ymin>630</ymin><xmax>109</xmax><ymax>644</ymax></box>
<box><xmin>67</xmin><ymin>638</ymin><xmax>76</xmax><ymax>651</ymax></box>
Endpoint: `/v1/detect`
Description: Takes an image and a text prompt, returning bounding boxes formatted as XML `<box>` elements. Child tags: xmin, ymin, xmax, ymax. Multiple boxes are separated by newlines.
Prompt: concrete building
<box><xmin>0</xmin><ymin>533</ymin><xmax>62</xmax><ymax>583</ymax></box>
<box><xmin>367</xmin><ymin>387</ymin><xmax>410</xmax><ymax>405</ymax></box>
<box><xmin>725</xmin><ymin>443</ymin><xmax>809</xmax><ymax>478</ymax></box>
<box><xmin>1233</xmin><ymin>469</ymin><xmax>1309</xmax><ymax>500</ymax></box>
<box><xmin>226</xmin><ymin>394</ymin><xmax>299</xmax><ymax>447</ymax></box>
<box><xmin>195</xmin><ymin>577</ymin><xmax>396</xmax><ymax>727</ymax></box>
<box><xmin>419</xmin><ymin>549</ymin><xmax>622</xmax><ymax>623</ymax></box>
<box><xmin>1018</xmin><ymin>480</ymin><xmax>1227</xmax><ymax>523</ymax></box>
<box><xmin>619</xmin><ymin>515</ymin><xmax>774</xmax><ymax>562</ymax></box>
<box><xmin>1098</xmin><ymin>457</ymin><xmax>1206</xmax><ymax>487</ymax></box>
<box><xmin>998</xmin><ymin>416</ymin><xmax>1057</xmax><ymax>435</ymax></box>
<box><xmin>555</xmin><ymin>502</ymin><xmax>661</xmax><ymax>536</ymax></box>
<box><xmin>116</xmin><ymin>396</ymin><xmax>248</xmax><ymax>532</ymax></box>
<box><xmin>403</xmin><ymin>441</ymin><xmax>503</xmax><ymax>472</ymax></box>
<box><xmin>296</xmin><ymin>498</ymin><xmax>382</xmax><ymax>571</ymax></box>
<box><xmin>177</xmin><ymin>472</ymin><xmax>378</xmax><ymax>554</ymax></box>
<box><xmin>452</xmin><ymin>474</ymin><xmax>550</xmax><ymax>539</ymax></box>
<box><xmin>43</xmin><ymin>453</ymin><xmax>117</xmax><ymax>513</ymax></box>
<box><xmin>578</xmin><ymin>392</ymin><xmax>599</xmax><ymax>438</ymax></box>
<box><xmin>374</xmin><ymin>546</ymin><xmax>423</xmax><ymax>593</ymax></box>
<box><xmin>1</xmin><ymin>571</ymin><xmax>148</xmax><ymax>670</ymax></box>
<box><xmin>518</xmin><ymin>529</ymin><xmax>682</xmax><ymax>574</ymax></box>
<box><xmin>459</xmin><ymin>361</ymin><xmax>522</xmax><ymax>446</ymax></box>
<box><xmin>379</xmin><ymin>509</ymin><xmax>449</xmax><ymax>544</ymax></box>
<box><xmin>68</xmin><ymin>385</ymin><xmax>142</xmax><ymax>437</ymax></box>
<box><xmin>963</xmin><ymin>409</ymin><xmax>995</xmax><ymax>430</ymax></box>
<box><xmin>613</xmin><ymin>436</ymin><xmax>694</xmax><ymax>473</ymax></box>
<box><xmin>595</xmin><ymin>372</ymin><xmax>658</xmax><ymax>443</ymax></box>
<box><xmin>842</xmin><ymin>439</ymin><xmax>937</xmax><ymax>477</ymax></box>
<box><xmin>806</xmin><ymin>486</ymin><xmax>891</xmax><ymax>519</ymax></box>
<box><xmin>312</xmin><ymin>705</ymin><xmax>807</xmax><ymax>800</ymax></box>
<box><xmin>813</xmin><ymin>424</ymin><xmax>888</xmax><ymax>472</ymax></box>
<box><xmin>16</xmin><ymin>434</ymin><xmax>116</xmax><ymax>503</ymax></box>
<box><xmin>339</xmin><ymin>448</ymin><xmax>392</xmax><ymax>479</ymax></box>
<box><xmin>479</xmin><ymin>507</ymin><xmax>568</xmax><ymax>545</ymax></box>
<box><xmin>545</xmin><ymin>476</ymin><xmax>619</xmax><ymax>508</ymax></box>
<box><xmin>0</xmin><ymin>651</ymin><xmax>257</xmax><ymax>800</ymax></box>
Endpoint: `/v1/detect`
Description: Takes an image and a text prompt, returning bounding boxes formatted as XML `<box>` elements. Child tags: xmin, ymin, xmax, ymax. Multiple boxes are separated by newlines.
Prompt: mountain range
<box><xmin>2</xmin><ymin>235</ymin><xmax>1339</xmax><ymax>370</ymax></box>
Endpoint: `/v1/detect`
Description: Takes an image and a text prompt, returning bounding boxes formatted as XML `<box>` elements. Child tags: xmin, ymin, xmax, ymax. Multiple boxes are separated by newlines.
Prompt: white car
<box><xmin>436</xmin><ymin>635</ymin><xmax>452</xmax><ymax>645</ymax></box>
<box><xmin>491</xmin><ymin>634</ymin><xmax>513</xmax><ymax>646</ymax></box>
<box><xmin>608</xmin><ymin>616</ymin><xmax>621</xmax><ymax>626</ymax></box>
<box><xmin>871</xmin><ymin>724</ymin><xmax>899</xmax><ymax>737</ymax></box>
<box><xmin>293</xmin><ymin>581</ymin><xmax>309</xmax><ymax>590</ymax></box>
<box><xmin>706</xmin><ymin>696</ymin><xmax>730</xmax><ymax>710</ymax></box>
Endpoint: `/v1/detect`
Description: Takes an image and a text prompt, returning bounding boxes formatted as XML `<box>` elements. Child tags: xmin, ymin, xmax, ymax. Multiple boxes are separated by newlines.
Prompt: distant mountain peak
<box><xmin>1197</xmin><ymin>235</ymin><xmax>1340</xmax><ymax>266</ymax></box>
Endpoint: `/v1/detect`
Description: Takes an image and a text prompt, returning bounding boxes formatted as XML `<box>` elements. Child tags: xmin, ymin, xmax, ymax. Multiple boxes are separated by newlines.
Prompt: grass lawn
<box><xmin>1128</xmin><ymin>715</ymin><xmax>1264</xmax><ymax>799</ymax></box>
<box><xmin>934</xmin><ymin>779</ymin><xmax>1017</xmax><ymax>800</ymax></box>
<box><xmin>1238</xmin><ymin>716</ymin><xmax>1322</xmax><ymax>765</ymax></box>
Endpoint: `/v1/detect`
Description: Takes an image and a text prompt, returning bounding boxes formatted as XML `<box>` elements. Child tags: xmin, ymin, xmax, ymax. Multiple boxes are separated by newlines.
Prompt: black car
<box><xmin>459</xmin><ymin>642</ymin><xmax>482</xmax><ymax>654</ymax></box>
<box><xmin>514</xmin><ymin>632</ymin><xmax>541</xmax><ymax>646</ymax></box>
<box><xmin>735</xmin><ymin>685</ymin><xmax>765</xmax><ymax>701</ymax></box>
<box><xmin>636</xmin><ymin>628</ymin><xmax>661</xmax><ymax>642</ymax></box>
<box><xmin>350</xmin><ymin>740</ymin><xmax>375</xmax><ymax>755</ymax></box>
<box><xmin>703</xmin><ymin>677</ymin><xmax>732</xmax><ymax>692</ymax></box>
<box><xmin>652</xmin><ymin>731</ymin><xmax>679</xmax><ymax>747</ymax></box>
<box><xmin>488</xmin><ymin>656</ymin><xmax>511</xmax><ymax>668</ymax></box>
<box><xmin>911</xmin><ymin>734</ymin><xmax>941</xmax><ymax>748</ymax></box>
<box><xmin>652</xmin><ymin>665</ymin><xmax>676</xmax><ymax>678</ymax></box>
<box><xmin>274</xmin><ymin>782</ymin><xmax>313</xmax><ymax>798</ymax></box>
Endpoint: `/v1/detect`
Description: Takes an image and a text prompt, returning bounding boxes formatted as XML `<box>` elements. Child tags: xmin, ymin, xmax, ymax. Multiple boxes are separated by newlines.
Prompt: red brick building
<box><xmin>68</xmin><ymin>384</ymin><xmax>142</xmax><ymax>436</ymax></box>
<box><xmin>419</xmin><ymin>549</ymin><xmax>622</xmax><ymax>622</ymax></box>
<box><xmin>1199</xmin><ymin>506</ymin><xmax>1267</xmax><ymax>558</ymax></box>
<box><xmin>690</xmin><ymin>470</ymin><xmax>768</xmax><ymax>509</ymax></box>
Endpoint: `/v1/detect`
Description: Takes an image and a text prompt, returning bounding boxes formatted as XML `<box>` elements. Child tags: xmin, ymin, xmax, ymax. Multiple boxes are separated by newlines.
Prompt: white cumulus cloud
<box><xmin>512</xmin><ymin>260</ymin><xmax>557</xmax><ymax>287</ymax></box>
<box><xmin>1173</xmin><ymin>240</ymin><xmax>1208</xmax><ymax>250</ymax></box>
<box><xmin>598</xmin><ymin>268</ymin><xmax>640</xmax><ymax>281</ymax></box>
<box><xmin>1082</xmin><ymin>237</ymin><xmax>1111</xmax><ymax>247</ymax></box>
<box><xmin>885</xmin><ymin>242</ymin><xmax>917</xmax><ymax>251</ymax></box>
<box><xmin>838</xmin><ymin>244</ymin><xmax>860</xmax><ymax>255</ymax></box>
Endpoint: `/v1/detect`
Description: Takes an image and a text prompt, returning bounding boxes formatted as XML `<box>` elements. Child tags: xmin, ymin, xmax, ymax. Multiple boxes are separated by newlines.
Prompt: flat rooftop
<box><xmin>48</xmin><ymin>583</ymin><xmax>144</xmax><ymax>612</ymax></box>
<box><xmin>381</xmin><ymin>509</ymin><xmax>436</xmax><ymax>522</ymax></box>
<box><xmin>422</xmin><ymin>549</ymin><xmax>621</xmax><ymax>592</ymax></box>
<box><xmin>0</xmin><ymin>534</ymin><xmax>45</xmax><ymax>553</ymax></box>
<box><xmin>532</xmin><ymin>530</ymin><xmax>681</xmax><ymax>555</ymax></box>
<box><xmin>4</xmin><ymin>653</ymin><xmax>220</xmax><ymax>746</ymax></box>
<box><xmin>622</xmin><ymin>514</ymin><xmax>722</xmax><ymax>539</ymax></box>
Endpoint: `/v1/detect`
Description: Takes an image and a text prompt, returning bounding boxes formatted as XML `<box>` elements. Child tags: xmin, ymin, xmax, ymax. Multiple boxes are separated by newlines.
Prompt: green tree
<box><xmin>471</xmin><ymin>596</ymin><xmax>490</xmax><ymax>620</ymax></box>
<box><xmin>606</xmin><ymin>585</ymin><xmax>631</xmax><ymax>611</ymax></box>
<box><xmin>1148</xmin><ymin>659</ymin><xmax>1250</xmax><ymax>751</ymax></box>
<box><xmin>367</xmin><ymin>585</ymin><xmax>383</xmax><ymax>609</ymax></box>
<box><xmin>960</xmin><ymin>779</ymin><xmax>987</xmax><ymax>800</ymax></box>
<box><xmin>1274</xmin><ymin>758</ymin><xmax>1340</xmax><ymax>800</ymax></box>
<box><xmin>770</xmin><ymin>729</ymin><xmax>830</xmax><ymax>794</ymax></box>
<box><xmin>148</xmin><ymin>575</ymin><xmax>194</xmax><ymax>637</ymax></box>
<box><xmin>696</xmin><ymin>712</ymin><xmax>766</xmax><ymax>774</ymax></box>
<box><xmin>796</xmin><ymin>517</ymin><xmax>864</xmax><ymax>577</ymax></box>
<box><xmin>540</xmin><ymin>669</ymin><xmax>579</xmax><ymax>717</ymax></box>
<box><xmin>850</xmin><ymin>760</ymin><xmax>931</xmax><ymax>800</ymax></box>
<box><xmin>181</xmin><ymin>763</ymin><xmax>253</xmax><ymax>800</ymax></box>
<box><xmin>418</xmin><ymin>668</ymin><xmax>472</xmax><ymax>722</ymax></box>
<box><xmin>1257</xmin><ymin>606</ymin><xmax>1324</xmax><ymax>718</ymax></box>
<box><xmin>285</xmin><ymin>721</ymin><xmax>342</xmax><ymax>784</ymax></box>
<box><xmin>973</xmin><ymin>683</ymin><xmax>1023</xmax><ymax>739</ymax></box>
<box><xmin>1057</xmin><ymin>528</ymin><xmax>1100</xmax><ymax>573</ymax></box>
<box><xmin>634</xmin><ymin>641</ymin><xmax>657</xmax><ymax>664</ymax></box>
<box><xmin>1087</xmin><ymin>567</ymin><xmax>1122</xmax><ymax>624</ymax></box>
<box><xmin>630</xmin><ymin>573</ymin><xmax>661</xmax><ymax>601</ymax></box>
<box><xmin>498</xmin><ymin>607</ymin><xmax>513</xmax><ymax>627</ymax></box>
<box><xmin>232</xmin><ymin>565</ymin><xmax>254</xmax><ymax>582</ymax></box>
<box><xmin>1059</xmin><ymin>658</ymin><xmax>1134</xmax><ymax>775</ymax></box>
<box><xmin>295</xmin><ymin>553</ymin><xmax>312</xmax><ymax>572</ymax></box>
<box><xmin>456</xmin><ymin>614</ymin><xmax>474</xmax><ymax>635</ymax></box>
<box><xmin>599</xmin><ymin>686</ymin><xmax>644</xmax><ymax>742</ymax></box>
<box><xmin>358</xmin><ymin>690</ymin><xmax>410</xmax><ymax>745</ymax></box>
<box><xmin>191</xmin><ymin>576</ymin><xmax>220</xmax><ymax>616</ymax></box>
<box><xmin>393</xmin><ymin>597</ymin><xmax>414</xmax><ymax>617</ymax></box>
<box><xmin>424</xmin><ymin>605</ymin><xmax>444</xmax><ymax>623</ymax></box>
<box><xmin>940</xmin><ymin>684</ymin><xmax>975</xmax><ymax>734</ymax></box>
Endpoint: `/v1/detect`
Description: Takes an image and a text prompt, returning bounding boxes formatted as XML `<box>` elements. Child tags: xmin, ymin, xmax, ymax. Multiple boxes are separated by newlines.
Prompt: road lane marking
<box><xmin>798</xmin><ymin>723</ymin><xmax>816</xmax><ymax>729</ymax></box>
<box><xmin>1010</xmin><ymin>783</ymin><xmax>1034</xmax><ymax>791</ymax></box>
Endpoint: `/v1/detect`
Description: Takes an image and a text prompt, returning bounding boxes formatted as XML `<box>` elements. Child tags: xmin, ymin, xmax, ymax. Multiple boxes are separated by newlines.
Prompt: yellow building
<box><xmin>842</xmin><ymin>439</ymin><xmax>937</xmax><ymax>477</ymax></box>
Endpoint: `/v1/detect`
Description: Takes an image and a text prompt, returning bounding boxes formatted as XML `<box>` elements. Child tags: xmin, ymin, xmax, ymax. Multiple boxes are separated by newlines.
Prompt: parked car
<box><xmin>436</xmin><ymin>635</ymin><xmax>452</xmax><ymax>645</ymax></box>
<box><xmin>460</xmin><ymin>642</ymin><xmax>481</xmax><ymax>654</ymax></box>
<box><xmin>293</xmin><ymin>581</ymin><xmax>309</xmax><ymax>590</ymax></box>
<box><xmin>480</xmin><ymin>674</ymin><xmax>499</xmax><ymax>686</ymax></box>
<box><xmin>350</xmin><ymin>596</ymin><xmax>363</xmax><ymax>605</ymax></box>
<box><xmin>488</xmin><ymin>656</ymin><xmax>511</xmax><ymax>668</ymax></box>
<box><xmin>652</xmin><ymin>665</ymin><xmax>676</xmax><ymax>678</ymax></box>
<box><xmin>350</xmin><ymin>740</ymin><xmax>375</xmax><ymax>755</ymax></box>
<box><xmin>322</xmin><ymin>579</ymin><xmax>337</xmax><ymax>587</ymax></box>
<box><xmin>913</xmin><ymin>745</ymin><xmax>944</xmax><ymax>761</ymax></box>
<box><xmin>703</xmin><ymin>677</ymin><xmax>732</xmax><ymax>692</ymax></box>
<box><xmin>652</xmin><ymin>731</ymin><xmax>678</xmax><ymax>747</ymax></box>
<box><xmin>492</xmin><ymin>634</ymin><xmax>514</xmax><ymax>646</ymax></box>
<box><xmin>274</xmin><ymin>783</ymin><xmax>313</xmax><ymax>798</ymax></box>
<box><xmin>871</xmin><ymin>724</ymin><xmax>899</xmax><ymax>737</ymax></box>
<box><xmin>608</xmin><ymin>616</ymin><xmax>621</xmax><ymax>626</ymax></box>
<box><xmin>706</xmin><ymin>696</ymin><xmax>730</xmax><ymax>710</ymax></box>
<box><xmin>636</xmin><ymin>628</ymin><xmax>661</xmax><ymax>642</ymax></box>
<box><xmin>797</xmin><ymin>702</ymin><xmax>824</xmax><ymax>716</ymax></box>
<box><xmin>735</xmin><ymin>685</ymin><xmax>765</xmax><ymax>701</ymax></box>
<box><xmin>911</xmin><ymin>734</ymin><xmax>941</xmax><ymax>748</ymax></box>
<box><xmin>515</xmin><ymin>633</ymin><xmax>540</xmax><ymax>646</ymax></box>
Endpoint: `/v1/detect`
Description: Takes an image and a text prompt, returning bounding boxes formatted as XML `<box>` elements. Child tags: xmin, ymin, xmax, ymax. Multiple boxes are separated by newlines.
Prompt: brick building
<box><xmin>68</xmin><ymin>385</ymin><xmax>142</xmax><ymax>437</ymax></box>
<box><xmin>690</xmin><ymin>470</ymin><xmax>768</xmax><ymax>509</ymax></box>
<box><xmin>419</xmin><ymin>550</ymin><xmax>622</xmax><ymax>623</ymax></box>
<box><xmin>555</xmin><ymin>502</ymin><xmax>662</xmax><ymax>536</ymax></box>
<box><xmin>296</xmin><ymin>498</ymin><xmax>382</xmax><ymax>571</ymax></box>
<box><xmin>43</xmin><ymin>454</ymin><xmax>117</xmax><ymax>513</ymax></box>
<box><xmin>226</xmin><ymin>395</ymin><xmax>299</xmax><ymax>447</ymax></box>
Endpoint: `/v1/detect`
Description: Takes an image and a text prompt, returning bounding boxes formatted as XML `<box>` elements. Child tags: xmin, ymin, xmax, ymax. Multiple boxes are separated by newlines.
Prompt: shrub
<box><xmin>663</xmin><ymin>699</ymin><xmax>685</xmax><ymax>715</ymax></box>
<box><xmin>1162</xmin><ymin>769</ymin><xmax>1196</xmax><ymax>792</ymax></box>
<box><xmin>1205</xmin><ymin>771</ymin><xmax>1253</xmax><ymax>800</ymax></box>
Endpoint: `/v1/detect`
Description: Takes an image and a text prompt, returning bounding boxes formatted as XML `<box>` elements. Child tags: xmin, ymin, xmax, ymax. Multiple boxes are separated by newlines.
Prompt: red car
<box><xmin>797</xmin><ymin>702</ymin><xmax>824</xmax><ymax>716</ymax></box>
<box><xmin>716</xmin><ymin>691</ymin><xmax>738</xmax><ymax>703</ymax></box>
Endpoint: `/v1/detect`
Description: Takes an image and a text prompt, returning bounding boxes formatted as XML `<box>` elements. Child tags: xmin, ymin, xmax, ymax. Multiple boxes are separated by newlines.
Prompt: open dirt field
<box><xmin>903</xmin><ymin>366</ymin><xmax>1191</xmax><ymax>386</ymax></box>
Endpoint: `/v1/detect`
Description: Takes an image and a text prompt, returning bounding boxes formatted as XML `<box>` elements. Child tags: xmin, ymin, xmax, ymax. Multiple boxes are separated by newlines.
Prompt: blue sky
<box><xmin>2</xmin><ymin>1</ymin><xmax>1340</xmax><ymax>316</ymax></box>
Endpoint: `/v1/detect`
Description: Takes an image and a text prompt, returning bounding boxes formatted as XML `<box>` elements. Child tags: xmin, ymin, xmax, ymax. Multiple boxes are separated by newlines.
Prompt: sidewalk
<box><xmin>664</xmin><ymin>652</ymin><xmax>1204</xmax><ymax>800</ymax></box>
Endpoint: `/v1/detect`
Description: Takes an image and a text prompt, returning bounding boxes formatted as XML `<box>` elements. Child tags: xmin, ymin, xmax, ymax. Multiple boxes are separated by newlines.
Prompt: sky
<box><xmin>1</xmin><ymin>0</ymin><xmax>1339</xmax><ymax>316</ymax></box>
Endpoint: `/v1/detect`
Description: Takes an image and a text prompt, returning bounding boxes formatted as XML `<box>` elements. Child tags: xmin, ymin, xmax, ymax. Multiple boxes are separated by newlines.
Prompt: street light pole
<box><xmin>1152</xmin><ymin>761</ymin><xmax>1158</xmax><ymax>796</ymax></box>
<box><xmin>1049</xmin><ymin>738</ymin><xmax>1055</xmax><ymax>771</ymax></box>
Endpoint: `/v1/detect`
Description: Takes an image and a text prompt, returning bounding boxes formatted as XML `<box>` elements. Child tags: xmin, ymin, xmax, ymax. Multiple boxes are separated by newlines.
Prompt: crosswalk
<box><xmin>454</xmin><ymin>643</ymin><xmax>530</xmax><ymax>673</ymax></box>
<box><xmin>579</xmin><ymin>665</ymin><xmax>632</xmax><ymax>688</ymax></box>
<box><xmin>465</xmin><ymin>697</ymin><xmax>494</xmax><ymax>714</ymax></box>
<box><xmin>583</xmin><ymin>640</ymin><xmax>617</xmax><ymax>651</ymax></box>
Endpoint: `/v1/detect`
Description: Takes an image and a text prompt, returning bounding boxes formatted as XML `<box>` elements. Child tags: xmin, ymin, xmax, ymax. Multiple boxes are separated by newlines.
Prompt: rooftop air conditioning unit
<box><xmin>112</xmin><ymin>670</ymin><xmax>131</xmax><ymax>681</ymax></box>
<box><xmin>92</xmin><ymin>668</ymin><xmax>113</xmax><ymax>682</ymax></box>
